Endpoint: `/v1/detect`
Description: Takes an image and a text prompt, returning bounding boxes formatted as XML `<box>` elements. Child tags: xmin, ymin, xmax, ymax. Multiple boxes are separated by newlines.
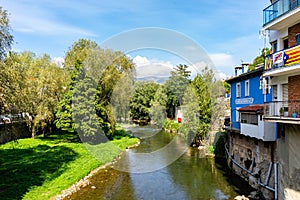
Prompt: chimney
<box><xmin>234</xmin><ymin>66</ymin><xmax>242</xmax><ymax>76</ymax></box>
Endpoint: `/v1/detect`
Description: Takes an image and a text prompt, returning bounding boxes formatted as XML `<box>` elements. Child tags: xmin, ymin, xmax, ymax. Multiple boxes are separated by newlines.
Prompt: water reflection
<box><xmin>67</xmin><ymin>127</ymin><xmax>248</xmax><ymax>200</ymax></box>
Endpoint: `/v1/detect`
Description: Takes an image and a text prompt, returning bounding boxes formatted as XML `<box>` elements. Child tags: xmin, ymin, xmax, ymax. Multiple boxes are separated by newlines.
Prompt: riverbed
<box><xmin>65</xmin><ymin>127</ymin><xmax>252</xmax><ymax>200</ymax></box>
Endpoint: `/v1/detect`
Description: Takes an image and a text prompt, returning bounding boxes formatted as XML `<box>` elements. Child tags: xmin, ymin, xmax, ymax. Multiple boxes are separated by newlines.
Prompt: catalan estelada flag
<box><xmin>284</xmin><ymin>45</ymin><xmax>300</xmax><ymax>66</ymax></box>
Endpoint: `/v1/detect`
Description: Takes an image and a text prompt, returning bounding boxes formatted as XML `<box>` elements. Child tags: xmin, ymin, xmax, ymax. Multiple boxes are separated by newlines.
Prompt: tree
<box><xmin>129</xmin><ymin>81</ymin><xmax>159</xmax><ymax>124</ymax></box>
<box><xmin>55</xmin><ymin>39</ymin><xmax>98</xmax><ymax>133</ymax></box>
<box><xmin>165</xmin><ymin>64</ymin><xmax>191</xmax><ymax>118</ymax></box>
<box><xmin>248</xmin><ymin>48</ymin><xmax>271</xmax><ymax>71</ymax></box>
<box><xmin>93</xmin><ymin>50</ymin><xmax>135</xmax><ymax>138</ymax></box>
<box><xmin>0</xmin><ymin>6</ymin><xmax>13</xmax><ymax>60</ymax></box>
<box><xmin>111</xmin><ymin>73</ymin><xmax>135</xmax><ymax>123</ymax></box>
<box><xmin>191</xmin><ymin>74</ymin><xmax>212</xmax><ymax>144</ymax></box>
<box><xmin>55</xmin><ymin>39</ymin><xmax>135</xmax><ymax>138</ymax></box>
<box><xmin>149</xmin><ymin>85</ymin><xmax>168</xmax><ymax>127</ymax></box>
<box><xmin>0</xmin><ymin>51</ymin><xmax>68</xmax><ymax>138</ymax></box>
<box><xmin>180</xmin><ymin>73</ymin><xmax>212</xmax><ymax>146</ymax></box>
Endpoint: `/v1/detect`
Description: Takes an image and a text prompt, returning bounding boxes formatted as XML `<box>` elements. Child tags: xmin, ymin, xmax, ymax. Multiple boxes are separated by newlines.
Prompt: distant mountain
<box><xmin>137</xmin><ymin>76</ymin><xmax>170</xmax><ymax>84</ymax></box>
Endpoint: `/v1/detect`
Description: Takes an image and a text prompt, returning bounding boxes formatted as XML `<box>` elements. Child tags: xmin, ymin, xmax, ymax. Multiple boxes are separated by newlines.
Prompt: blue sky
<box><xmin>1</xmin><ymin>0</ymin><xmax>270</xmax><ymax>78</ymax></box>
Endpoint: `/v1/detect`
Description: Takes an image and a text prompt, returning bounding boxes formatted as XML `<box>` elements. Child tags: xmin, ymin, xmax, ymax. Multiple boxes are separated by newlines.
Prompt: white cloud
<box><xmin>53</xmin><ymin>57</ymin><xmax>64</xmax><ymax>67</ymax></box>
<box><xmin>209</xmin><ymin>53</ymin><xmax>235</xmax><ymax>68</ymax></box>
<box><xmin>132</xmin><ymin>55</ymin><xmax>174</xmax><ymax>81</ymax></box>
<box><xmin>208</xmin><ymin>53</ymin><xmax>237</xmax><ymax>77</ymax></box>
<box><xmin>216</xmin><ymin>71</ymin><xmax>228</xmax><ymax>80</ymax></box>
<box><xmin>132</xmin><ymin>55</ymin><xmax>151</xmax><ymax>66</ymax></box>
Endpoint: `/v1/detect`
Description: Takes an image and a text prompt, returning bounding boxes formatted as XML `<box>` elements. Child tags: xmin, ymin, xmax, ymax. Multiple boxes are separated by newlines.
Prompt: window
<box><xmin>240</xmin><ymin>113</ymin><xmax>258</xmax><ymax>125</ymax></box>
<box><xmin>263</xmin><ymin>77</ymin><xmax>271</xmax><ymax>95</ymax></box>
<box><xmin>272</xmin><ymin>85</ymin><xmax>278</xmax><ymax>100</ymax></box>
<box><xmin>297</xmin><ymin>34</ymin><xmax>300</xmax><ymax>45</ymax></box>
<box><xmin>271</xmin><ymin>41</ymin><xmax>277</xmax><ymax>52</ymax></box>
<box><xmin>245</xmin><ymin>80</ymin><xmax>250</xmax><ymax>96</ymax></box>
<box><xmin>283</xmin><ymin>38</ymin><xmax>289</xmax><ymax>49</ymax></box>
<box><xmin>236</xmin><ymin>108</ymin><xmax>240</xmax><ymax>122</ymax></box>
<box><xmin>236</xmin><ymin>83</ymin><xmax>241</xmax><ymax>98</ymax></box>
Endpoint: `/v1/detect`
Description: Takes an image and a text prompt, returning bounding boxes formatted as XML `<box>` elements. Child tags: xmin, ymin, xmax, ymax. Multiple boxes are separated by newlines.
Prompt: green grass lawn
<box><xmin>0</xmin><ymin>131</ymin><xmax>138</xmax><ymax>200</ymax></box>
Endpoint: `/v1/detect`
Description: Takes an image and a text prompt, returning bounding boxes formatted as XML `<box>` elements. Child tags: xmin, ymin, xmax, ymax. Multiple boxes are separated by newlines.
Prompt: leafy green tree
<box><xmin>165</xmin><ymin>64</ymin><xmax>191</xmax><ymax>118</ymax></box>
<box><xmin>248</xmin><ymin>48</ymin><xmax>271</xmax><ymax>71</ymax></box>
<box><xmin>223</xmin><ymin>81</ymin><xmax>230</xmax><ymax>94</ymax></box>
<box><xmin>111</xmin><ymin>73</ymin><xmax>135</xmax><ymax>123</ymax></box>
<box><xmin>129</xmin><ymin>81</ymin><xmax>159</xmax><ymax>124</ymax></box>
<box><xmin>0</xmin><ymin>51</ymin><xmax>68</xmax><ymax>138</ymax></box>
<box><xmin>149</xmin><ymin>85</ymin><xmax>168</xmax><ymax>127</ymax></box>
<box><xmin>94</xmin><ymin>50</ymin><xmax>135</xmax><ymax>137</ymax></box>
<box><xmin>193</xmin><ymin>75</ymin><xmax>212</xmax><ymax>141</ymax></box>
<box><xmin>181</xmin><ymin>74</ymin><xmax>212</xmax><ymax>145</ymax></box>
<box><xmin>0</xmin><ymin>6</ymin><xmax>13</xmax><ymax>60</ymax></box>
<box><xmin>55</xmin><ymin>39</ymin><xmax>98</xmax><ymax>132</ymax></box>
<box><xmin>55</xmin><ymin>39</ymin><xmax>135</xmax><ymax>138</ymax></box>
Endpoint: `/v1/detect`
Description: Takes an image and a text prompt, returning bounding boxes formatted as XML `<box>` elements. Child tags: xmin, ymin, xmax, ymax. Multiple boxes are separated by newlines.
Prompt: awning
<box><xmin>238</xmin><ymin>105</ymin><xmax>264</xmax><ymax>113</ymax></box>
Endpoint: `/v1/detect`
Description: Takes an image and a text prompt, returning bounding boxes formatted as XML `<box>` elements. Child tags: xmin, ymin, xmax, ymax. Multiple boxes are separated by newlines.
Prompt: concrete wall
<box><xmin>240</xmin><ymin>117</ymin><xmax>277</xmax><ymax>141</ymax></box>
<box><xmin>229</xmin><ymin>132</ymin><xmax>276</xmax><ymax>199</ymax></box>
<box><xmin>277</xmin><ymin>123</ymin><xmax>300</xmax><ymax>200</ymax></box>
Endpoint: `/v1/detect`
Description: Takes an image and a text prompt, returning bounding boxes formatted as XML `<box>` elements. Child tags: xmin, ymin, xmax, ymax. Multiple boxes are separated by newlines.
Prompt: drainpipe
<box><xmin>274</xmin><ymin>163</ymin><xmax>278</xmax><ymax>200</ymax></box>
<box><xmin>265</xmin><ymin>162</ymin><xmax>273</xmax><ymax>185</ymax></box>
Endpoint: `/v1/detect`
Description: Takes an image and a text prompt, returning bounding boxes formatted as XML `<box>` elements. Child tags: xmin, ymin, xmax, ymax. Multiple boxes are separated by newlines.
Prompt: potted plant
<box><xmin>279</xmin><ymin>107</ymin><xmax>284</xmax><ymax>117</ymax></box>
<box><xmin>292</xmin><ymin>108</ymin><xmax>298</xmax><ymax>118</ymax></box>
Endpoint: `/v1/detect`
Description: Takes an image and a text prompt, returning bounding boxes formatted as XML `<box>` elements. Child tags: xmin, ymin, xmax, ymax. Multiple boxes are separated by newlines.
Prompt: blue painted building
<box><xmin>225</xmin><ymin>64</ymin><xmax>278</xmax><ymax>199</ymax></box>
<box><xmin>226</xmin><ymin>65</ymin><xmax>272</xmax><ymax>132</ymax></box>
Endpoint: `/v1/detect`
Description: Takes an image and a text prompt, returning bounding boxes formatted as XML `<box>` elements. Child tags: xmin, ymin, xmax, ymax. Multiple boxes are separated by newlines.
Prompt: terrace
<box><xmin>263</xmin><ymin>0</ymin><xmax>300</xmax><ymax>26</ymax></box>
<box><xmin>264</xmin><ymin>44</ymin><xmax>300</xmax><ymax>77</ymax></box>
<box><xmin>264</xmin><ymin>100</ymin><xmax>300</xmax><ymax>124</ymax></box>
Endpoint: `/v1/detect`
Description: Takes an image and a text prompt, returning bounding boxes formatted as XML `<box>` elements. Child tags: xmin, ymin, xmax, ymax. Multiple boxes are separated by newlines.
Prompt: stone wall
<box><xmin>277</xmin><ymin>123</ymin><xmax>300</xmax><ymax>200</ymax></box>
<box><xmin>228</xmin><ymin>132</ymin><xmax>276</xmax><ymax>199</ymax></box>
<box><xmin>0</xmin><ymin>122</ymin><xmax>31</xmax><ymax>144</ymax></box>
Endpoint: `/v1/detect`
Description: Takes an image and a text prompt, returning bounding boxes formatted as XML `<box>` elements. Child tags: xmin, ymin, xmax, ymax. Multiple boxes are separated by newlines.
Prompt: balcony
<box><xmin>263</xmin><ymin>0</ymin><xmax>300</xmax><ymax>28</ymax></box>
<box><xmin>264</xmin><ymin>44</ymin><xmax>300</xmax><ymax>77</ymax></box>
<box><xmin>264</xmin><ymin>100</ymin><xmax>300</xmax><ymax>124</ymax></box>
<box><xmin>240</xmin><ymin>122</ymin><xmax>277</xmax><ymax>141</ymax></box>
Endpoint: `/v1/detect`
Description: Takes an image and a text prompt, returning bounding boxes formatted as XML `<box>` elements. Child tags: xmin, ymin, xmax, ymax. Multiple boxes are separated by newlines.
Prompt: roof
<box><xmin>238</xmin><ymin>105</ymin><xmax>264</xmax><ymax>113</ymax></box>
<box><xmin>226</xmin><ymin>67</ymin><xmax>263</xmax><ymax>83</ymax></box>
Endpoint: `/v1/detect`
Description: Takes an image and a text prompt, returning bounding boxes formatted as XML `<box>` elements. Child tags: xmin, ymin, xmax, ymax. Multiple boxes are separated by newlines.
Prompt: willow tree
<box><xmin>55</xmin><ymin>39</ymin><xmax>135</xmax><ymax>138</ymax></box>
<box><xmin>0</xmin><ymin>51</ymin><xmax>68</xmax><ymax>138</ymax></box>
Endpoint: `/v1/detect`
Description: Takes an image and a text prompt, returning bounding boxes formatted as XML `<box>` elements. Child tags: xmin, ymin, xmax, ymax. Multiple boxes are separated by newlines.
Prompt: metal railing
<box><xmin>264</xmin><ymin>44</ymin><xmax>300</xmax><ymax>72</ymax></box>
<box><xmin>264</xmin><ymin>100</ymin><xmax>300</xmax><ymax>117</ymax></box>
<box><xmin>263</xmin><ymin>0</ymin><xmax>300</xmax><ymax>25</ymax></box>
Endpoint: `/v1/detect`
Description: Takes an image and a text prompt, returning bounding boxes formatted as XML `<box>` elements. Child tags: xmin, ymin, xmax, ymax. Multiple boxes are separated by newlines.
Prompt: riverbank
<box><xmin>0</xmin><ymin>131</ymin><xmax>139</xmax><ymax>200</ymax></box>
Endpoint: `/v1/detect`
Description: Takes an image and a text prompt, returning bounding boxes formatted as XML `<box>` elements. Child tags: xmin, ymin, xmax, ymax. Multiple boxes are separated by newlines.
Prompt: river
<box><xmin>66</xmin><ymin>127</ymin><xmax>252</xmax><ymax>200</ymax></box>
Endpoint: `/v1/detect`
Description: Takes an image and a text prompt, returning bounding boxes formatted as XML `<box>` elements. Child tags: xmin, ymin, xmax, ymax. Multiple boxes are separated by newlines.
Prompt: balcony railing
<box><xmin>264</xmin><ymin>100</ymin><xmax>300</xmax><ymax>118</ymax></box>
<box><xmin>264</xmin><ymin>44</ymin><xmax>300</xmax><ymax>72</ymax></box>
<box><xmin>263</xmin><ymin>0</ymin><xmax>300</xmax><ymax>25</ymax></box>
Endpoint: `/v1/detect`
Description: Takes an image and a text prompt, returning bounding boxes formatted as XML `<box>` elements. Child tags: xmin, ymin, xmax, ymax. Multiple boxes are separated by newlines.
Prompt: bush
<box><xmin>206</xmin><ymin>145</ymin><xmax>215</xmax><ymax>154</ymax></box>
<box><xmin>163</xmin><ymin>119</ymin><xmax>181</xmax><ymax>133</ymax></box>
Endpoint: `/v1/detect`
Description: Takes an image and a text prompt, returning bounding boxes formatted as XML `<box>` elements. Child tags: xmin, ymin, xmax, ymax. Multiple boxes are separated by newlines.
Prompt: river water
<box><xmin>67</xmin><ymin>127</ymin><xmax>251</xmax><ymax>200</ymax></box>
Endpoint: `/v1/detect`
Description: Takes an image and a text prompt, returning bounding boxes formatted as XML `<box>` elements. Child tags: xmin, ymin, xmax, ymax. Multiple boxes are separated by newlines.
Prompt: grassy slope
<box><xmin>0</xmin><ymin>132</ymin><xmax>138</xmax><ymax>200</ymax></box>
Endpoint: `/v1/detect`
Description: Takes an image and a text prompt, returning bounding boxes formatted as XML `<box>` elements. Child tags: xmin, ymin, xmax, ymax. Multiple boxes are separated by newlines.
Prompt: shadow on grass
<box><xmin>0</xmin><ymin>144</ymin><xmax>77</xmax><ymax>200</ymax></box>
<box><xmin>39</xmin><ymin>130</ymin><xmax>82</xmax><ymax>144</ymax></box>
